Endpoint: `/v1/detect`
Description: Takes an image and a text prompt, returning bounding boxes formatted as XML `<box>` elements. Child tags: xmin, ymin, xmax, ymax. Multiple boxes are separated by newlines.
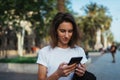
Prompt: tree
<box><xmin>77</xmin><ymin>3</ymin><xmax>112</xmax><ymax>50</ymax></box>
<box><xmin>0</xmin><ymin>0</ymin><xmax>72</xmax><ymax>56</ymax></box>
<box><xmin>0</xmin><ymin>0</ymin><xmax>57</xmax><ymax>56</ymax></box>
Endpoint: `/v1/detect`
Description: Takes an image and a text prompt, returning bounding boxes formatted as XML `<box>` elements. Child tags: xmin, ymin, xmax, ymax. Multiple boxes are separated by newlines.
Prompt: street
<box><xmin>87</xmin><ymin>50</ymin><xmax>120</xmax><ymax>80</ymax></box>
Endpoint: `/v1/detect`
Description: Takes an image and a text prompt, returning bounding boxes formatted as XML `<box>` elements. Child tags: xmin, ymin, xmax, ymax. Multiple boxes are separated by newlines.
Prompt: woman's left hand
<box><xmin>74</xmin><ymin>64</ymin><xmax>86</xmax><ymax>77</ymax></box>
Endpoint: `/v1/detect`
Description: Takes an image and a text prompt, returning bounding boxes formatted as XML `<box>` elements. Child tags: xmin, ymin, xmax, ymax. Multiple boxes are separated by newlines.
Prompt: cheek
<box><xmin>69</xmin><ymin>33</ymin><xmax>73</xmax><ymax>38</ymax></box>
<box><xmin>57</xmin><ymin>32</ymin><xmax>64</xmax><ymax>38</ymax></box>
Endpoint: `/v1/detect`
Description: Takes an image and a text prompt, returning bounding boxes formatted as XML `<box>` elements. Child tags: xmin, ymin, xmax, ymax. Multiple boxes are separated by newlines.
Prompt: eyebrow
<box><xmin>59</xmin><ymin>28</ymin><xmax>73</xmax><ymax>31</ymax></box>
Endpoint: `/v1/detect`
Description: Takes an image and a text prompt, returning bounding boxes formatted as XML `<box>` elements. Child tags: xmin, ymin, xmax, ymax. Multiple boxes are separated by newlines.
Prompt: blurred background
<box><xmin>0</xmin><ymin>0</ymin><xmax>120</xmax><ymax>57</ymax></box>
<box><xmin>0</xmin><ymin>0</ymin><xmax>120</xmax><ymax>80</ymax></box>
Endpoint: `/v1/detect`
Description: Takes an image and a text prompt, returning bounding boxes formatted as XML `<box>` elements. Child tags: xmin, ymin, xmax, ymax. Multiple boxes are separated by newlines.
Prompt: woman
<box><xmin>36</xmin><ymin>12</ymin><xmax>88</xmax><ymax>80</ymax></box>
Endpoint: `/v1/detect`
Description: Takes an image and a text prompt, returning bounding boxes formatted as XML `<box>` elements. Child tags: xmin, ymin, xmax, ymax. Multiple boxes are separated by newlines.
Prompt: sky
<box><xmin>70</xmin><ymin>0</ymin><xmax>120</xmax><ymax>42</ymax></box>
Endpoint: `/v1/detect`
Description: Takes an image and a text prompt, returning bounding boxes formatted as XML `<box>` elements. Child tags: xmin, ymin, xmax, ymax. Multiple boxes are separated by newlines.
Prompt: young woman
<box><xmin>36</xmin><ymin>12</ymin><xmax>88</xmax><ymax>80</ymax></box>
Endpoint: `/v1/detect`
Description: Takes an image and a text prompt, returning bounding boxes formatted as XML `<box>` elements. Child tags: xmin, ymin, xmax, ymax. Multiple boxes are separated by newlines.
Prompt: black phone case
<box><xmin>68</xmin><ymin>57</ymin><xmax>83</xmax><ymax>65</ymax></box>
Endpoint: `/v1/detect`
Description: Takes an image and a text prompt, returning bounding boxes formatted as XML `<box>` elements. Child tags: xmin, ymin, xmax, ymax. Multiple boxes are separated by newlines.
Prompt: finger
<box><xmin>75</xmin><ymin>71</ymin><xmax>85</xmax><ymax>76</ymax></box>
<box><xmin>67</xmin><ymin>63</ymin><xmax>77</xmax><ymax>69</ymax></box>
<box><xmin>75</xmin><ymin>66</ymin><xmax>86</xmax><ymax>77</ymax></box>
<box><xmin>59</xmin><ymin>62</ymin><xmax>68</xmax><ymax>69</ymax></box>
<box><xmin>66</xmin><ymin>63</ymin><xmax>77</xmax><ymax>71</ymax></box>
<box><xmin>63</xmin><ymin>63</ymin><xmax>77</xmax><ymax>75</ymax></box>
<box><xmin>77</xmin><ymin>64</ymin><xmax>86</xmax><ymax>71</ymax></box>
<box><xmin>80</xmin><ymin>64</ymin><xmax>86</xmax><ymax>68</ymax></box>
<box><xmin>60</xmin><ymin>62</ymin><xmax>68</xmax><ymax>66</ymax></box>
<box><xmin>65</xmin><ymin>71</ymin><xmax>71</xmax><ymax>76</ymax></box>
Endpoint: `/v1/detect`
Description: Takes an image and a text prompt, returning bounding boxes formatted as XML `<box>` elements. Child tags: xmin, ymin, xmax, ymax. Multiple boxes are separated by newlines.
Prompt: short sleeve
<box><xmin>76</xmin><ymin>47</ymin><xmax>88</xmax><ymax>64</ymax></box>
<box><xmin>36</xmin><ymin>50</ymin><xmax>48</xmax><ymax>67</ymax></box>
<box><xmin>80</xmin><ymin>48</ymin><xmax>88</xmax><ymax>64</ymax></box>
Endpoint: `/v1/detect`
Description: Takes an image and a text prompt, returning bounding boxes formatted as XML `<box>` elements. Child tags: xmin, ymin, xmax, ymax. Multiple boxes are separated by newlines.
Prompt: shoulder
<box><xmin>74</xmin><ymin>45</ymin><xmax>84</xmax><ymax>51</ymax></box>
<box><xmin>41</xmin><ymin>45</ymin><xmax>51</xmax><ymax>50</ymax></box>
<box><xmin>37</xmin><ymin>45</ymin><xmax>53</xmax><ymax>59</ymax></box>
<box><xmin>38</xmin><ymin>45</ymin><xmax>52</xmax><ymax>53</ymax></box>
<box><xmin>74</xmin><ymin>45</ymin><xmax>85</xmax><ymax>53</ymax></box>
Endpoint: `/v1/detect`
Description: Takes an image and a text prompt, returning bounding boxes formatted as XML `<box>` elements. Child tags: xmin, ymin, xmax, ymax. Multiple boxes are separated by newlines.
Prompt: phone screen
<box><xmin>68</xmin><ymin>57</ymin><xmax>83</xmax><ymax>65</ymax></box>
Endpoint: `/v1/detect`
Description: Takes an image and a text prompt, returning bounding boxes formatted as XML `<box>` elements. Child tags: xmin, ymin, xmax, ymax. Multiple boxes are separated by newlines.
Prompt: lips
<box><xmin>63</xmin><ymin>38</ymin><xmax>69</xmax><ymax>43</ymax></box>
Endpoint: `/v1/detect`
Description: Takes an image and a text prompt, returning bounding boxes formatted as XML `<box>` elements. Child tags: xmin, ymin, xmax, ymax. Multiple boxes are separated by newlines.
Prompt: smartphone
<box><xmin>68</xmin><ymin>57</ymin><xmax>83</xmax><ymax>65</ymax></box>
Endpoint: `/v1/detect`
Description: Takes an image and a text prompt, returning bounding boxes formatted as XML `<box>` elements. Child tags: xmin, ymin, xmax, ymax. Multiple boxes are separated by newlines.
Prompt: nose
<box><xmin>65</xmin><ymin>32</ymin><xmax>69</xmax><ymax>38</ymax></box>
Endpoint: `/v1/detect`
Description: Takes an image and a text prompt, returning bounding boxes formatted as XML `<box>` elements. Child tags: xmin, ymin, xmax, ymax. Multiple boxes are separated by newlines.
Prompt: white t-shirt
<box><xmin>36</xmin><ymin>45</ymin><xmax>88</xmax><ymax>80</ymax></box>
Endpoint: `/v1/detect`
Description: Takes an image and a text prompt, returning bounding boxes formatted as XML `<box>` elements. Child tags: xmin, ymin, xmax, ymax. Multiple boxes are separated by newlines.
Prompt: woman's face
<box><xmin>57</xmin><ymin>21</ymin><xmax>73</xmax><ymax>48</ymax></box>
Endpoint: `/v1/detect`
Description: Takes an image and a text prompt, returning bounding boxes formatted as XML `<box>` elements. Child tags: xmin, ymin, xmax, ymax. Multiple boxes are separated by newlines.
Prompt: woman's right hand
<box><xmin>55</xmin><ymin>62</ymin><xmax>77</xmax><ymax>77</ymax></box>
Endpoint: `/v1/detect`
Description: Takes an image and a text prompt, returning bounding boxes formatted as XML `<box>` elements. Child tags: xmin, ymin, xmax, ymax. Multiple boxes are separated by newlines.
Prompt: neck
<box><xmin>57</xmin><ymin>43</ymin><xmax>69</xmax><ymax>49</ymax></box>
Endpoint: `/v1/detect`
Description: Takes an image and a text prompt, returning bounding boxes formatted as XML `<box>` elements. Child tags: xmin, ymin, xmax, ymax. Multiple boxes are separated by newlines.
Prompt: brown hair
<box><xmin>49</xmin><ymin>12</ymin><xmax>81</xmax><ymax>48</ymax></box>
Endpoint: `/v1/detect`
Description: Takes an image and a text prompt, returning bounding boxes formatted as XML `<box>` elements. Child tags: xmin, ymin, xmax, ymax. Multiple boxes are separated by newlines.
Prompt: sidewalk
<box><xmin>0</xmin><ymin>72</ymin><xmax>37</xmax><ymax>80</ymax></box>
<box><xmin>87</xmin><ymin>50</ymin><xmax>120</xmax><ymax>80</ymax></box>
<box><xmin>1</xmin><ymin>51</ymin><xmax>120</xmax><ymax>80</ymax></box>
<box><xmin>0</xmin><ymin>52</ymin><xmax>100</xmax><ymax>80</ymax></box>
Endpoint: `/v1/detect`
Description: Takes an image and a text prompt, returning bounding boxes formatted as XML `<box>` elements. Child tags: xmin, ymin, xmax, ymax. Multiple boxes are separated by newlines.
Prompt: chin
<box><xmin>63</xmin><ymin>42</ymin><xmax>69</xmax><ymax>45</ymax></box>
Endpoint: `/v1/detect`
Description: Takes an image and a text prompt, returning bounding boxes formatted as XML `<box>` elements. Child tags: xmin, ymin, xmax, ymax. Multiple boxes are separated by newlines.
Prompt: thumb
<box><xmin>59</xmin><ymin>62</ymin><xmax>68</xmax><ymax>68</ymax></box>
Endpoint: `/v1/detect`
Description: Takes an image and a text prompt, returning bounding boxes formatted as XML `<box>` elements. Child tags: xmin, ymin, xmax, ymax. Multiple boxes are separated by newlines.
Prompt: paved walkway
<box><xmin>0</xmin><ymin>51</ymin><xmax>120</xmax><ymax>80</ymax></box>
<box><xmin>0</xmin><ymin>72</ymin><xmax>37</xmax><ymax>80</ymax></box>
<box><xmin>87</xmin><ymin>50</ymin><xmax>120</xmax><ymax>80</ymax></box>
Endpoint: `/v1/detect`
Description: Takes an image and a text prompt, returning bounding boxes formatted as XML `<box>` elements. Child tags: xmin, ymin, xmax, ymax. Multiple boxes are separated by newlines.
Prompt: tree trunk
<box><xmin>17</xmin><ymin>28</ymin><xmax>25</xmax><ymax>57</ymax></box>
<box><xmin>57</xmin><ymin>0</ymin><xmax>65</xmax><ymax>12</ymax></box>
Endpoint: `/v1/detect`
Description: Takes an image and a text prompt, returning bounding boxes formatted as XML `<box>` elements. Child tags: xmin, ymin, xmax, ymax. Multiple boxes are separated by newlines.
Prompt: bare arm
<box><xmin>38</xmin><ymin>64</ymin><xmax>47</xmax><ymax>80</ymax></box>
<box><xmin>38</xmin><ymin>63</ymin><xmax>77</xmax><ymax>80</ymax></box>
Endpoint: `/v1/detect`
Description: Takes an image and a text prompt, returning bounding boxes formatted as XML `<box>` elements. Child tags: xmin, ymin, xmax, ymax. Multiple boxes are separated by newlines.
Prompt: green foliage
<box><xmin>0</xmin><ymin>57</ymin><xmax>37</xmax><ymax>63</ymax></box>
<box><xmin>77</xmin><ymin>3</ymin><xmax>112</xmax><ymax>49</ymax></box>
<box><xmin>0</xmin><ymin>0</ymin><xmax>113</xmax><ymax>51</ymax></box>
<box><xmin>0</xmin><ymin>0</ymin><xmax>57</xmax><ymax>47</ymax></box>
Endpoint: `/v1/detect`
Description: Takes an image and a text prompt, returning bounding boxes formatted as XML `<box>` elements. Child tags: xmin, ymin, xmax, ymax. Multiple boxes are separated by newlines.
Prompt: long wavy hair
<box><xmin>49</xmin><ymin>12</ymin><xmax>81</xmax><ymax>48</ymax></box>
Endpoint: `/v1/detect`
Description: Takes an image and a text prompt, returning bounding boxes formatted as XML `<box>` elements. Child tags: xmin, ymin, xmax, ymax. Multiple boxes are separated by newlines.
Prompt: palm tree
<box><xmin>97</xmin><ymin>6</ymin><xmax>112</xmax><ymax>49</ymax></box>
<box><xmin>78</xmin><ymin>3</ymin><xmax>112</xmax><ymax>50</ymax></box>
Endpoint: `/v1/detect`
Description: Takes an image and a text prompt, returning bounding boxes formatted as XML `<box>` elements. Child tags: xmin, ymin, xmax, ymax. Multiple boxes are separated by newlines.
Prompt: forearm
<box><xmin>47</xmin><ymin>71</ymin><xmax>60</xmax><ymax>80</ymax></box>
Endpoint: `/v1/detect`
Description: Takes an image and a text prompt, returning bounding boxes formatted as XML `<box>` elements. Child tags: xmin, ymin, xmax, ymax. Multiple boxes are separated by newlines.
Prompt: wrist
<box><xmin>54</xmin><ymin>71</ymin><xmax>60</xmax><ymax>79</ymax></box>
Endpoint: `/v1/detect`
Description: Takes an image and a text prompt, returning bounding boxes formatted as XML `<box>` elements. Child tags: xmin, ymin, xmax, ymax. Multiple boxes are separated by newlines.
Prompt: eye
<box><xmin>59</xmin><ymin>29</ymin><xmax>66</xmax><ymax>33</ymax></box>
<box><xmin>68</xmin><ymin>30</ymin><xmax>73</xmax><ymax>33</ymax></box>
